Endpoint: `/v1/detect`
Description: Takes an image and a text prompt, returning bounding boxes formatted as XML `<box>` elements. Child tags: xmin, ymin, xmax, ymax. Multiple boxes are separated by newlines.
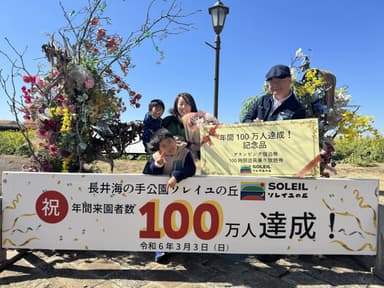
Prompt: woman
<box><xmin>162</xmin><ymin>92</ymin><xmax>198</xmax><ymax>142</ymax></box>
<box><xmin>163</xmin><ymin>92</ymin><xmax>219</xmax><ymax>159</ymax></box>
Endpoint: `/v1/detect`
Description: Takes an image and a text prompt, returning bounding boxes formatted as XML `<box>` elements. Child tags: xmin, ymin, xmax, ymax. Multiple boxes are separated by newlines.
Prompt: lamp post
<box><xmin>208</xmin><ymin>0</ymin><xmax>229</xmax><ymax>119</ymax></box>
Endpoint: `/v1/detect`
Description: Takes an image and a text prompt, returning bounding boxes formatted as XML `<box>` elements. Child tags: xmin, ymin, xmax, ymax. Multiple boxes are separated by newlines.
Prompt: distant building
<box><xmin>0</xmin><ymin>120</ymin><xmax>35</xmax><ymax>130</ymax></box>
<box><xmin>0</xmin><ymin>120</ymin><xmax>18</xmax><ymax>131</ymax></box>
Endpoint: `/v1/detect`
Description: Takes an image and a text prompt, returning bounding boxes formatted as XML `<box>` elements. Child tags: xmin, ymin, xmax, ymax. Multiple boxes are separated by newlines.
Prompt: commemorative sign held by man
<box><xmin>200</xmin><ymin>118</ymin><xmax>320</xmax><ymax>177</ymax></box>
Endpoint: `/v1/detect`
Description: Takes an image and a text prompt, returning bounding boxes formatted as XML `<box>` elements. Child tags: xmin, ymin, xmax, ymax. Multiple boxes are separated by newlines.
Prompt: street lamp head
<box><xmin>208</xmin><ymin>0</ymin><xmax>229</xmax><ymax>35</ymax></box>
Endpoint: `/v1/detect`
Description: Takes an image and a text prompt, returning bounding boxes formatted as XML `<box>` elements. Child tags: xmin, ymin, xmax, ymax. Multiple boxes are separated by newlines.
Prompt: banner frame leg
<box><xmin>0</xmin><ymin>196</ymin><xmax>6</xmax><ymax>265</ymax></box>
<box><xmin>374</xmin><ymin>192</ymin><xmax>384</xmax><ymax>280</ymax></box>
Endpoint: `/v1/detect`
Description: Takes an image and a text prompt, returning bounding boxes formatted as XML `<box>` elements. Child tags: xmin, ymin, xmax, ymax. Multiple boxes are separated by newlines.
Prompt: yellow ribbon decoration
<box><xmin>5</xmin><ymin>193</ymin><xmax>22</xmax><ymax>209</ymax></box>
<box><xmin>353</xmin><ymin>189</ymin><xmax>377</xmax><ymax>228</ymax></box>
<box><xmin>3</xmin><ymin>237</ymin><xmax>39</xmax><ymax>247</ymax></box>
<box><xmin>331</xmin><ymin>240</ymin><xmax>376</xmax><ymax>252</ymax></box>
<box><xmin>2</xmin><ymin>213</ymin><xmax>36</xmax><ymax>233</ymax></box>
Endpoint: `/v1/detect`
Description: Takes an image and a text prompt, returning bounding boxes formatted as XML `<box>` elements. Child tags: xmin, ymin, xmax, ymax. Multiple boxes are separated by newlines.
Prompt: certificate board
<box><xmin>200</xmin><ymin>119</ymin><xmax>320</xmax><ymax>177</ymax></box>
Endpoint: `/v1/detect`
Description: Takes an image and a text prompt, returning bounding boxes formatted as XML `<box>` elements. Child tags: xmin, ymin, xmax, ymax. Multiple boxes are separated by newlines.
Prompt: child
<box><xmin>143</xmin><ymin>128</ymin><xmax>196</xmax><ymax>262</ymax></box>
<box><xmin>142</xmin><ymin>99</ymin><xmax>165</xmax><ymax>153</ymax></box>
<box><xmin>143</xmin><ymin>128</ymin><xmax>196</xmax><ymax>191</ymax></box>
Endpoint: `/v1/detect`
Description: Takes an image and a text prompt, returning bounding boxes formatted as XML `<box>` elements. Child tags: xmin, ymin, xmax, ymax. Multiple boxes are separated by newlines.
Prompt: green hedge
<box><xmin>0</xmin><ymin>130</ymin><xmax>31</xmax><ymax>156</ymax></box>
<box><xmin>333</xmin><ymin>136</ymin><xmax>384</xmax><ymax>165</ymax></box>
<box><xmin>1</xmin><ymin>130</ymin><xmax>383</xmax><ymax>166</ymax></box>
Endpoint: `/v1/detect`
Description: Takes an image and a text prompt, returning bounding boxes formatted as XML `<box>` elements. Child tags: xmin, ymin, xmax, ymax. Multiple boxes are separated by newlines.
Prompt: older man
<box><xmin>241</xmin><ymin>64</ymin><xmax>306</xmax><ymax>263</ymax></box>
<box><xmin>242</xmin><ymin>64</ymin><xmax>306</xmax><ymax>122</ymax></box>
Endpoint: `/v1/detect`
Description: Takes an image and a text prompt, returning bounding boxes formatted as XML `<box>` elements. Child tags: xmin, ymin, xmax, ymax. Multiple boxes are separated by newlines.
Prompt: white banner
<box><xmin>1</xmin><ymin>172</ymin><xmax>379</xmax><ymax>255</ymax></box>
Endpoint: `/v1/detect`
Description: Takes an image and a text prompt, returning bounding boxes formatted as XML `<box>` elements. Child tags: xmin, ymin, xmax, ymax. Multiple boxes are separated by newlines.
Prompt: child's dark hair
<box><xmin>148</xmin><ymin>99</ymin><xmax>165</xmax><ymax>111</ymax></box>
<box><xmin>146</xmin><ymin>128</ymin><xmax>174</xmax><ymax>153</ymax></box>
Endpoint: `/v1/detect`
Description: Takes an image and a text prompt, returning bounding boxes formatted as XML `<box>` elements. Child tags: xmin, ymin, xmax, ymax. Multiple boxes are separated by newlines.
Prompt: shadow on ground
<box><xmin>1</xmin><ymin>250</ymin><xmax>384</xmax><ymax>287</ymax></box>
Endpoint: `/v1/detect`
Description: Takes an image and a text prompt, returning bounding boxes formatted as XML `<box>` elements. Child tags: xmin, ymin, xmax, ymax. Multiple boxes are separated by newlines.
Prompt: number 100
<box><xmin>139</xmin><ymin>200</ymin><xmax>223</xmax><ymax>240</ymax></box>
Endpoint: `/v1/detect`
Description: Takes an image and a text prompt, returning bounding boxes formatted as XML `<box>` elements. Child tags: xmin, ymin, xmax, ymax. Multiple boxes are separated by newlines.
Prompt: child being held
<box><xmin>142</xmin><ymin>99</ymin><xmax>165</xmax><ymax>153</ymax></box>
<box><xmin>142</xmin><ymin>128</ymin><xmax>196</xmax><ymax>263</ymax></box>
<box><xmin>143</xmin><ymin>128</ymin><xmax>196</xmax><ymax>191</ymax></box>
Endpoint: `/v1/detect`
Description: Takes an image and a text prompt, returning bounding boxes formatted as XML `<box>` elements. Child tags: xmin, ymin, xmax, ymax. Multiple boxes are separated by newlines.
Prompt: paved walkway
<box><xmin>1</xmin><ymin>249</ymin><xmax>384</xmax><ymax>287</ymax></box>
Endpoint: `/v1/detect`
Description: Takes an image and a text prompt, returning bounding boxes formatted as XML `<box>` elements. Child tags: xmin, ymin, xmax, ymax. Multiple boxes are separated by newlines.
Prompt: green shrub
<box><xmin>2</xmin><ymin>129</ymin><xmax>383</xmax><ymax>166</ymax></box>
<box><xmin>334</xmin><ymin>135</ymin><xmax>384</xmax><ymax>165</ymax></box>
<box><xmin>0</xmin><ymin>130</ymin><xmax>32</xmax><ymax>156</ymax></box>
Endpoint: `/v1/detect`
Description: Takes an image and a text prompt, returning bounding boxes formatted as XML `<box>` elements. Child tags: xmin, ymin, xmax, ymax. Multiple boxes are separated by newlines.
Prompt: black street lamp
<box><xmin>208</xmin><ymin>0</ymin><xmax>229</xmax><ymax>119</ymax></box>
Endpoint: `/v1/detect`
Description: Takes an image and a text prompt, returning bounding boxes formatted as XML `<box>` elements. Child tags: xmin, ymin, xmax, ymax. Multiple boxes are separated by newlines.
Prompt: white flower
<box><xmin>38</xmin><ymin>109</ymin><xmax>51</xmax><ymax>121</ymax></box>
<box><xmin>69</xmin><ymin>65</ymin><xmax>94</xmax><ymax>90</ymax></box>
<box><xmin>337</xmin><ymin>91</ymin><xmax>351</xmax><ymax>102</ymax></box>
<box><xmin>290</xmin><ymin>67</ymin><xmax>298</xmax><ymax>81</ymax></box>
<box><xmin>295</xmin><ymin>48</ymin><xmax>304</xmax><ymax>59</ymax></box>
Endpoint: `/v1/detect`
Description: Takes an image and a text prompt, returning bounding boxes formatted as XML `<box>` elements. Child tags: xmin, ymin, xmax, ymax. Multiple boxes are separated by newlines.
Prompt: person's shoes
<box><xmin>154</xmin><ymin>251</ymin><xmax>168</xmax><ymax>263</ymax></box>
<box><xmin>257</xmin><ymin>254</ymin><xmax>281</xmax><ymax>263</ymax></box>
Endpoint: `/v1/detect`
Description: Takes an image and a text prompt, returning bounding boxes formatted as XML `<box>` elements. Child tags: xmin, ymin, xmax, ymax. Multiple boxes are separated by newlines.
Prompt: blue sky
<box><xmin>1</xmin><ymin>0</ymin><xmax>383</xmax><ymax>133</ymax></box>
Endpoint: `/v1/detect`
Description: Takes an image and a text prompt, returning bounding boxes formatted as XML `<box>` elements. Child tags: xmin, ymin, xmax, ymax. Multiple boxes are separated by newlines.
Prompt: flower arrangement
<box><xmin>20</xmin><ymin>68</ymin><xmax>141</xmax><ymax>172</ymax></box>
<box><xmin>290</xmin><ymin>49</ymin><xmax>342</xmax><ymax>176</ymax></box>
<box><xmin>182</xmin><ymin>110</ymin><xmax>220</xmax><ymax>152</ymax></box>
<box><xmin>18</xmin><ymin>11</ymin><xmax>142</xmax><ymax>172</ymax></box>
<box><xmin>291</xmin><ymin>48</ymin><xmax>379</xmax><ymax>176</ymax></box>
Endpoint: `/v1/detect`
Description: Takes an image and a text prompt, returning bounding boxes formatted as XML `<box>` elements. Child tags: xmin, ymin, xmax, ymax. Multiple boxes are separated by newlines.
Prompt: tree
<box><xmin>0</xmin><ymin>0</ymin><xmax>197</xmax><ymax>172</ymax></box>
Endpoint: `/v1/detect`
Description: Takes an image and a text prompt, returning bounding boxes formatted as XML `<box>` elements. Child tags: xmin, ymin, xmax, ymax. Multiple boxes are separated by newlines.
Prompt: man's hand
<box><xmin>253</xmin><ymin>117</ymin><xmax>264</xmax><ymax>123</ymax></box>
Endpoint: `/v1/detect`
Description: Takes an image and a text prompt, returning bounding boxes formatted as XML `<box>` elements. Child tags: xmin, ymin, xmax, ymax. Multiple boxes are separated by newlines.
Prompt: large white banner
<box><xmin>1</xmin><ymin>172</ymin><xmax>379</xmax><ymax>255</ymax></box>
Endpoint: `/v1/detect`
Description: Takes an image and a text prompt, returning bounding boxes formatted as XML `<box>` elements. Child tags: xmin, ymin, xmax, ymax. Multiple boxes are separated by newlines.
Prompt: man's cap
<box><xmin>265</xmin><ymin>64</ymin><xmax>291</xmax><ymax>81</ymax></box>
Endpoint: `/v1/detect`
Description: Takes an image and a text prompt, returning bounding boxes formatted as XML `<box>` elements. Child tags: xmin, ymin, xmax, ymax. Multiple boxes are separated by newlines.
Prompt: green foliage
<box><xmin>333</xmin><ymin>135</ymin><xmax>384</xmax><ymax>165</ymax></box>
<box><xmin>239</xmin><ymin>94</ymin><xmax>259</xmax><ymax>122</ymax></box>
<box><xmin>0</xmin><ymin>130</ymin><xmax>31</xmax><ymax>156</ymax></box>
<box><xmin>1</xmin><ymin>126</ymin><xmax>383</xmax><ymax>167</ymax></box>
<box><xmin>239</xmin><ymin>83</ymin><xmax>269</xmax><ymax>122</ymax></box>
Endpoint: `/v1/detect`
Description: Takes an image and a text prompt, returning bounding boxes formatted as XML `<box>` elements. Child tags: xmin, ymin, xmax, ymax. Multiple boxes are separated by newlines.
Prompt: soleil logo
<box><xmin>240</xmin><ymin>165</ymin><xmax>252</xmax><ymax>174</ymax></box>
<box><xmin>240</xmin><ymin>182</ymin><xmax>265</xmax><ymax>201</ymax></box>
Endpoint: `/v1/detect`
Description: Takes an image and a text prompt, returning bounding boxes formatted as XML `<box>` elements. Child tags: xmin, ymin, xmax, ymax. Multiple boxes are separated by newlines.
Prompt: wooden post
<box><xmin>0</xmin><ymin>197</ymin><xmax>6</xmax><ymax>264</ymax></box>
<box><xmin>374</xmin><ymin>193</ymin><xmax>384</xmax><ymax>279</ymax></box>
